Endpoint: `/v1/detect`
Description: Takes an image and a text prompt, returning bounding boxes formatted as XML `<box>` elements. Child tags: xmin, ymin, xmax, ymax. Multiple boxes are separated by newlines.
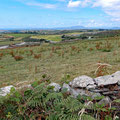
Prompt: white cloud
<box><xmin>26</xmin><ymin>2</ymin><xmax>56</xmax><ymax>9</ymax></box>
<box><xmin>81</xmin><ymin>0</ymin><xmax>91</xmax><ymax>7</ymax></box>
<box><xmin>111</xmin><ymin>18</ymin><xmax>120</xmax><ymax>22</ymax></box>
<box><xmin>85</xmin><ymin>19</ymin><xmax>105</xmax><ymax>27</ymax></box>
<box><xmin>67</xmin><ymin>0</ymin><xmax>91</xmax><ymax>8</ymax></box>
<box><xmin>93</xmin><ymin>0</ymin><xmax>120</xmax><ymax>8</ymax></box>
<box><xmin>15</xmin><ymin>0</ymin><xmax>57</xmax><ymax>9</ymax></box>
<box><xmin>93</xmin><ymin>0</ymin><xmax>120</xmax><ymax>18</ymax></box>
<box><xmin>67</xmin><ymin>0</ymin><xmax>81</xmax><ymax>8</ymax></box>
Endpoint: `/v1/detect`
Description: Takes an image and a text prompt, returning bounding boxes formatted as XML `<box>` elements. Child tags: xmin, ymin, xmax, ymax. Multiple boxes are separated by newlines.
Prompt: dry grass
<box><xmin>0</xmin><ymin>37</ymin><xmax>120</xmax><ymax>87</ymax></box>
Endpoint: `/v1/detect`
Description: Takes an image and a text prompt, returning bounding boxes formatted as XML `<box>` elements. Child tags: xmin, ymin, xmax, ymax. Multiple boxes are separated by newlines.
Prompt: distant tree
<box><xmin>9</xmin><ymin>37</ymin><xmax>14</xmax><ymax>41</ymax></box>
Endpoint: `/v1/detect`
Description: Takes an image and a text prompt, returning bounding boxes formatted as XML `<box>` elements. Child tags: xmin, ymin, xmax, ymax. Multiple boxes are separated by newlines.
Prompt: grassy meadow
<box><xmin>0</xmin><ymin>35</ymin><xmax>120</xmax><ymax>87</ymax></box>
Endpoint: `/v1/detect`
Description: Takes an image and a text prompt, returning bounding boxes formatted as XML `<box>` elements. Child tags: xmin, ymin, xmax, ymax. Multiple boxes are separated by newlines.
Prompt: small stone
<box><xmin>102</xmin><ymin>91</ymin><xmax>118</xmax><ymax>95</ymax></box>
<box><xmin>110</xmin><ymin>95</ymin><xmax>117</xmax><ymax>100</ymax></box>
<box><xmin>62</xmin><ymin>83</ymin><xmax>71</xmax><ymax>92</ymax></box>
<box><xmin>70</xmin><ymin>75</ymin><xmax>95</xmax><ymax>88</ymax></box>
<box><xmin>98</xmin><ymin>97</ymin><xmax>112</xmax><ymax>105</ymax></box>
<box><xmin>86</xmin><ymin>84</ymin><xmax>97</xmax><ymax>90</ymax></box>
<box><xmin>49</xmin><ymin>83</ymin><xmax>61</xmax><ymax>92</ymax></box>
<box><xmin>70</xmin><ymin>88</ymin><xmax>95</xmax><ymax>98</ymax></box>
<box><xmin>0</xmin><ymin>85</ymin><xmax>15</xmax><ymax>96</ymax></box>
<box><xmin>70</xmin><ymin>88</ymin><xmax>81</xmax><ymax>98</ymax></box>
<box><xmin>90</xmin><ymin>88</ymin><xmax>109</xmax><ymax>93</ymax></box>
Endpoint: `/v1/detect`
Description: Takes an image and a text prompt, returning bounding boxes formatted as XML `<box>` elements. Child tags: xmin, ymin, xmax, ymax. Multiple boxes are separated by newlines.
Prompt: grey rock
<box><xmin>70</xmin><ymin>88</ymin><xmax>94</xmax><ymax>98</ymax></box>
<box><xmin>70</xmin><ymin>75</ymin><xmax>95</xmax><ymax>88</ymax></box>
<box><xmin>90</xmin><ymin>88</ymin><xmax>109</xmax><ymax>93</ymax></box>
<box><xmin>112</xmin><ymin>71</ymin><xmax>120</xmax><ymax>85</ymax></box>
<box><xmin>118</xmin><ymin>81</ymin><xmax>120</xmax><ymax>86</ymax></box>
<box><xmin>49</xmin><ymin>83</ymin><xmax>61</xmax><ymax>92</ymax></box>
<box><xmin>91</xmin><ymin>93</ymin><xmax>101</xmax><ymax>99</ymax></box>
<box><xmin>0</xmin><ymin>45</ymin><xmax>9</xmax><ymax>50</ymax></box>
<box><xmin>0</xmin><ymin>85</ymin><xmax>15</xmax><ymax>96</ymax></box>
<box><xmin>95</xmin><ymin>75</ymin><xmax>118</xmax><ymax>86</ymax></box>
<box><xmin>98</xmin><ymin>97</ymin><xmax>112</xmax><ymax>105</ymax></box>
<box><xmin>102</xmin><ymin>91</ymin><xmax>118</xmax><ymax>95</ymax></box>
<box><xmin>86</xmin><ymin>84</ymin><xmax>97</xmax><ymax>90</ymax></box>
<box><xmin>112</xmin><ymin>71</ymin><xmax>120</xmax><ymax>76</ymax></box>
<box><xmin>110</xmin><ymin>96</ymin><xmax>117</xmax><ymax>100</ymax></box>
<box><xmin>70</xmin><ymin>89</ymin><xmax>81</xmax><ymax>98</ymax></box>
<box><xmin>17</xmin><ymin>84</ymin><xmax>32</xmax><ymax>89</ymax></box>
<box><xmin>62</xmin><ymin>83</ymin><xmax>71</xmax><ymax>92</ymax></box>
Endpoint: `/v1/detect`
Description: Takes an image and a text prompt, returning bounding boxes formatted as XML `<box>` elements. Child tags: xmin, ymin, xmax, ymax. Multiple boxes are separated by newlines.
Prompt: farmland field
<box><xmin>0</xmin><ymin>32</ymin><xmax>84</xmax><ymax>46</ymax></box>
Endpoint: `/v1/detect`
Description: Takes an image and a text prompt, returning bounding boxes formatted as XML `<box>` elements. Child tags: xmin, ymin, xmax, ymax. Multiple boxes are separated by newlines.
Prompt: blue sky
<box><xmin>0</xmin><ymin>0</ymin><xmax>120</xmax><ymax>28</ymax></box>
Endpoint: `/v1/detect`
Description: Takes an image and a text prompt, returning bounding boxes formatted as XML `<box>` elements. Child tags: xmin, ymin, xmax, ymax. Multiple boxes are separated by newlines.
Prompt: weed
<box><xmin>29</xmin><ymin>49</ymin><xmax>33</xmax><ymax>55</ymax></box>
<box><xmin>88</xmin><ymin>48</ymin><xmax>94</xmax><ymax>51</ymax></box>
<box><xmin>49</xmin><ymin>52</ymin><xmax>53</xmax><ymax>58</ymax></box>
<box><xmin>95</xmin><ymin>63</ymin><xmax>112</xmax><ymax>77</ymax></box>
<box><xmin>61</xmin><ymin>51</ymin><xmax>64</xmax><ymax>58</ymax></box>
<box><xmin>14</xmin><ymin>56</ymin><xmax>23</xmax><ymax>61</ymax></box>
<box><xmin>0</xmin><ymin>53</ymin><xmax>3</xmax><ymax>57</ymax></box>
<box><xmin>56</xmin><ymin>46</ymin><xmax>61</xmax><ymax>50</ymax></box>
<box><xmin>9</xmin><ymin>51</ymin><xmax>14</xmax><ymax>57</ymax></box>
<box><xmin>71</xmin><ymin>46</ymin><xmax>76</xmax><ymax>51</ymax></box>
<box><xmin>96</xmin><ymin>42</ymin><xmax>102</xmax><ymax>50</ymax></box>
<box><xmin>34</xmin><ymin>54</ymin><xmax>41</xmax><ymax>59</ymax></box>
<box><xmin>102</xmin><ymin>40</ymin><xmax>113</xmax><ymax>52</ymax></box>
<box><xmin>52</xmin><ymin>46</ymin><xmax>55</xmax><ymax>53</ymax></box>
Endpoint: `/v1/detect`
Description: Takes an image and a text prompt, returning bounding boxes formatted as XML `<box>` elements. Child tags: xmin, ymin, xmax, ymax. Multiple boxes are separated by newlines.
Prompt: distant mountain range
<box><xmin>53</xmin><ymin>26</ymin><xmax>86</xmax><ymax>30</ymax></box>
<box><xmin>0</xmin><ymin>26</ymin><xmax>120</xmax><ymax>31</ymax></box>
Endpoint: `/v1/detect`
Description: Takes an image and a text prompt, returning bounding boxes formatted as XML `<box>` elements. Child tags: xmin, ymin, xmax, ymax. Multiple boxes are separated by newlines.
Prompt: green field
<box><xmin>31</xmin><ymin>35</ymin><xmax>62</xmax><ymax>41</ymax></box>
<box><xmin>0</xmin><ymin>36</ymin><xmax>120</xmax><ymax>87</ymax></box>
<box><xmin>7</xmin><ymin>33</ymin><xmax>34</xmax><ymax>38</ymax></box>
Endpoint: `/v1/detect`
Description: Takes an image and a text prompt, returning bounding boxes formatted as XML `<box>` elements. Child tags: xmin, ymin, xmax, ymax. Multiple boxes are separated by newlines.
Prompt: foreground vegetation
<box><xmin>0</xmin><ymin>79</ymin><xmax>120</xmax><ymax>120</ymax></box>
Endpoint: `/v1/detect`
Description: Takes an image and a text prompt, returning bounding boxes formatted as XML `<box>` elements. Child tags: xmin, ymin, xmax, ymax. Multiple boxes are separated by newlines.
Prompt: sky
<box><xmin>0</xmin><ymin>0</ymin><xmax>120</xmax><ymax>29</ymax></box>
